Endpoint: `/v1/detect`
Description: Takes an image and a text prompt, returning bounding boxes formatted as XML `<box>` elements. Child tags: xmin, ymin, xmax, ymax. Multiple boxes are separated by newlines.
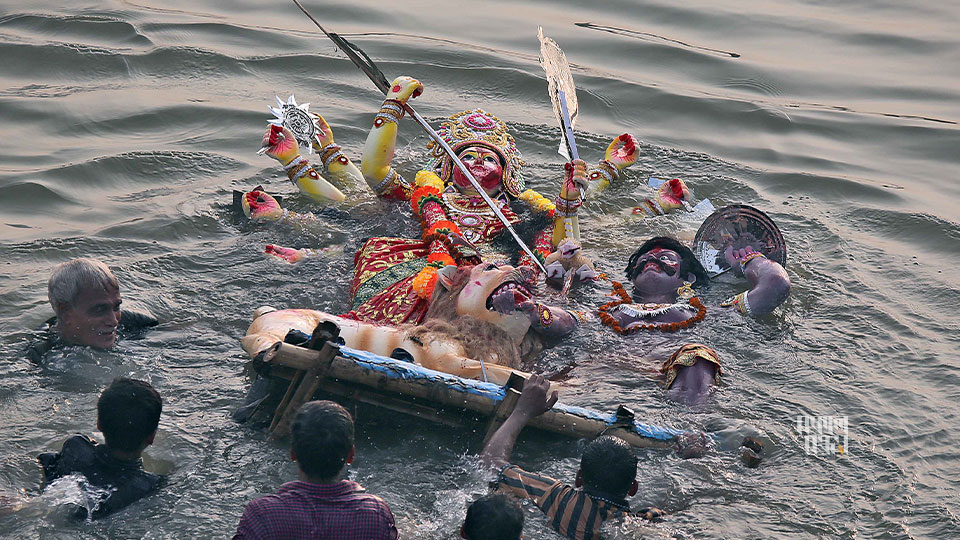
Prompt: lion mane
<box><xmin>402</xmin><ymin>265</ymin><xmax>541</xmax><ymax>369</ymax></box>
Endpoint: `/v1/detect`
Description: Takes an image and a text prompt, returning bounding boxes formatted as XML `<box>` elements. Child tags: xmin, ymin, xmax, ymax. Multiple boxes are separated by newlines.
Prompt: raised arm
<box><xmin>260</xmin><ymin>125</ymin><xmax>346</xmax><ymax>202</ymax></box>
<box><xmin>722</xmin><ymin>246</ymin><xmax>791</xmax><ymax>316</ymax></box>
<box><xmin>480</xmin><ymin>374</ymin><xmax>558</xmax><ymax>469</ymax></box>
<box><xmin>307</xmin><ymin>113</ymin><xmax>366</xmax><ymax>192</ymax></box>
<box><xmin>584</xmin><ymin>133</ymin><xmax>639</xmax><ymax>196</ymax></box>
<box><xmin>631</xmin><ymin>178</ymin><xmax>694</xmax><ymax>217</ymax></box>
<box><xmin>360</xmin><ymin>76</ymin><xmax>424</xmax><ymax>199</ymax></box>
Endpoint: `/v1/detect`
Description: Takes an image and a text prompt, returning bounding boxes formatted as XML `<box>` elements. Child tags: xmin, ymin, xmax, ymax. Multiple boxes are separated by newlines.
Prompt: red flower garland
<box><xmin>597</xmin><ymin>280</ymin><xmax>706</xmax><ymax>333</ymax></box>
<box><xmin>411</xmin><ymin>185</ymin><xmax>441</xmax><ymax>216</ymax></box>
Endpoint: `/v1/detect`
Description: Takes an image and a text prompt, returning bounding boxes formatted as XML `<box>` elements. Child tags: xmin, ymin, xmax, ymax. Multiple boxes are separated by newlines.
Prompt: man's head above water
<box><xmin>576</xmin><ymin>435</ymin><xmax>639</xmax><ymax>500</ymax></box>
<box><xmin>48</xmin><ymin>258</ymin><xmax>122</xmax><ymax>349</ymax></box>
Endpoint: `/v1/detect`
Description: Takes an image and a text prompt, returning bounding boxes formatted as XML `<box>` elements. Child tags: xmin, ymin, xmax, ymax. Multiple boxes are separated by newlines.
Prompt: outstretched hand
<box><xmin>514</xmin><ymin>374</ymin><xmax>558</xmax><ymax>421</ymax></box>
<box><xmin>605</xmin><ymin>133</ymin><xmax>639</xmax><ymax>170</ymax></box>
<box><xmin>480</xmin><ymin>373</ymin><xmax>558</xmax><ymax>469</ymax></box>
<box><xmin>386</xmin><ymin>76</ymin><xmax>424</xmax><ymax>104</ymax></box>
<box><xmin>656</xmin><ymin>178</ymin><xmax>693</xmax><ymax>211</ymax></box>
<box><xmin>261</xmin><ymin>124</ymin><xmax>300</xmax><ymax>165</ymax></box>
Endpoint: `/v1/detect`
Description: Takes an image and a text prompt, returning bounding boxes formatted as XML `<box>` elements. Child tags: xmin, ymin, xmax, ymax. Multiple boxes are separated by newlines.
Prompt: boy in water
<box><xmin>233</xmin><ymin>400</ymin><xmax>397</xmax><ymax>540</ymax></box>
<box><xmin>38</xmin><ymin>377</ymin><xmax>164</xmax><ymax>519</ymax></box>
<box><xmin>480</xmin><ymin>375</ymin><xmax>664</xmax><ymax>540</ymax></box>
<box><xmin>461</xmin><ymin>493</ymin><xmax>524</xmax><ymax>539</ymax></box>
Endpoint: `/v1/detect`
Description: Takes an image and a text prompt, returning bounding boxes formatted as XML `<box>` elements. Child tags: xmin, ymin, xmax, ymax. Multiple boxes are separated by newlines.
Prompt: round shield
<box><xmin>692</xmin><ymin>204</ymin><xmax>786</xmax><ymax>277</ymax></box>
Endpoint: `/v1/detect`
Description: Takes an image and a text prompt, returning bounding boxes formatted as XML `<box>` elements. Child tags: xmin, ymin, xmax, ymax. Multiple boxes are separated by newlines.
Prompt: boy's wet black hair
<box><xmin>97</xmin><ymin>377</ymin><xmax>162</xmax><ymax>453</ymax></box>
<box><xmin>463</xmin><ymin>493</ymin><xmax>524</xmax><ymax>540</ymax></box>
<box><xmin>625</xmin><ymin>236</ymin><xmax>710</xmax><ymax>286</ymax></box>
<box><xmin>291</xmin><ymin>400</ymin><xmax>354</xmax><ymax>481</ymax></box>
<box><xmin>580</xmin><ymin>436</ymin><xmax>638</xmax><ymax>498</ymax></box>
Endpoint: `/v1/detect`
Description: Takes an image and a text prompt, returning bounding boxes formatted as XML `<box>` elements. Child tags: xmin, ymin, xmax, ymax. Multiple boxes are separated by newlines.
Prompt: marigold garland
<box><xmin>411</xmin><ymin>265</ymin><xmax>439</xmax><ymax>298</ymax></box>
<box><xmin>415</xmin><ymin>170</ymin><xmax>445</xmax><ymax>190</ymax></box>
<box><xmin>409</xmin><ymin>183</ymin><xmax>464</xmax><ymax>301</ymax></box>
<box><xmin>597</xmin><ymin>280</ymin><xmax>706</xmax><ymax>333</ymax></box>
<box><xmin>427</xmin><ymin>252</ymin><xmax>455</xmax><ymax>267</ymax></box>
<box><xmin>427</xmin><ymin>219</ymin><xmax>459</xmax><ymax>236</ymax></box>
<box><xmin>519</xmin><ymin>188</ymin><xmax>556</xmax><ymax>216</ymax></box>
<box><xmin>533</xmin><ymin>248</ymin><xmax>551</xmax><ymax>265</ymax></box>
<box><xmin>411</xmin><ymin>185</ymin><xmax>442</xmax><ymax>216</ymax></box>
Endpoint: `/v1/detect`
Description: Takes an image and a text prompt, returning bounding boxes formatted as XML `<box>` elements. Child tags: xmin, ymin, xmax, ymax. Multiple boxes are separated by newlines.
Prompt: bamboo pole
<box><xmin>263</xmin><ymin>342</ymin><xmax>683</xmax><ymax>449</ymax></box>
<box><xmin>268</xmin><ymin>341</ymin><xmax>338</xmax><ymax>439</ymax></box>
<box><xmin>482</xmin><ymin>373</ymin><xmax>525</xmax><ymax>446</ymax></box>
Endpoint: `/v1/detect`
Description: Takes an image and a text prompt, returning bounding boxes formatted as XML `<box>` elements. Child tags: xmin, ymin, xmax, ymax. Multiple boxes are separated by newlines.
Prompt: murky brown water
<box><xmin>1</xmin><ymin>0</ymin><xmax>958</xmax><ymax>538</ymax></box>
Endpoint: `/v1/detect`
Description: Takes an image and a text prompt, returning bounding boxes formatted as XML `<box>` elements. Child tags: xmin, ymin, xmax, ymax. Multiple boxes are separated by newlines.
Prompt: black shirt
<box><xmin>38</xmin><ymin>435</ymin><xmax>164</xmax><ymax>519</ymax></box>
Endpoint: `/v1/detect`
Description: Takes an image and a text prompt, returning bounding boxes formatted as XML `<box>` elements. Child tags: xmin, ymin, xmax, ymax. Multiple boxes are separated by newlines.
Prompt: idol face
<box><xmin>631</xmin><ymin>248</ymin><xmax>689</xmax><ymax>295</ymax></box>
<box><xmin>452</xmin><ymin>146</ymin><xmax>504</xmax><ymax>196</ymax></box>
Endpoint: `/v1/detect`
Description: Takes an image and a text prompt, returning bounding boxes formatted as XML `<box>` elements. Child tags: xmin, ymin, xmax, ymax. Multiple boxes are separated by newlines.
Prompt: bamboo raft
<box><xmin>256</xmin><ymin>339</ymin><xmax>687</xmax><ymax>449</ymax></box>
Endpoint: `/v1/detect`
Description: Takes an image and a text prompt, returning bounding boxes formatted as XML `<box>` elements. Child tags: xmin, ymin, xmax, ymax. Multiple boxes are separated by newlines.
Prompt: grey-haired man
<box><xmin>28</xmin><ymin>258</ymin><xmax>157</xmax><ymax>362</ymax></box>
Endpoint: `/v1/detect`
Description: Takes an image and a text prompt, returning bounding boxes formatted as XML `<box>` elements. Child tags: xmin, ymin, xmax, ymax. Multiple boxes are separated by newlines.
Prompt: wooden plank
<box><xmin>316</xmin><ymin>378</ymin><xmax>467</xmax><ymax>428</ymax></box>
<box><xmin>264</xmin><ymin>343</ymin><xmax>684</xmax><ymax>448</ymax></box>
<box><xmin>269</xmin><ymin>341</ymin><xmax>339</xmax><ymax>439</ymax></box>
<box><xmin>268</xmin><ymin>369</ymin><xmax>304</xmax><ymax>433</ymax></box>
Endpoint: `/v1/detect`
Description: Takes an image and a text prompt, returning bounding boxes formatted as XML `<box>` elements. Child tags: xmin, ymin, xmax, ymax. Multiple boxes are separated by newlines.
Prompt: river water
<box><xmin>1</xmin><ymin>0</ymin><xmax>958</xmax><ymax>538</ymax></box>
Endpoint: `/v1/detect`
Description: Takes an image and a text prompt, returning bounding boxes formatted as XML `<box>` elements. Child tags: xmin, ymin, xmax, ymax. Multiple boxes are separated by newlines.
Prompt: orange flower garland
<box><xmin>409</xmin><ymin>174</ymin><xmax>464</xmax><ymax>301</ymax></box>
<box><xmin>597</xmin><ymin>280</ymin><xmax>706</xmax><ymax>334</ymax></box>
<box><xmin>411</xmin><ymin>266</ymin><xmax>439</xmax><ymax>298</ymax></box>
<box><xmin>411</xmin><ymin>185</ymin><xmax>442</xmax><ymax>215</ymax></box>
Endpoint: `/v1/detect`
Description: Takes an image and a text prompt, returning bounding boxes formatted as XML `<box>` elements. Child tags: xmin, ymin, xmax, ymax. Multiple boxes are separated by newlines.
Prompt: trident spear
<box><xmin>290</xmin><ymin>0</ymin><xmax>547</xmax><ymax>273</ymax></box>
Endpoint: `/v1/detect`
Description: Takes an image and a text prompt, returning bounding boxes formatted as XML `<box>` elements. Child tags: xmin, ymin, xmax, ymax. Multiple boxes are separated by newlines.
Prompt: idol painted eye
<box><xmin>660</xmin><ymin>255</ymin><xmax>670</xmax><ymax>262</ymax></box>
<box><xmin>482</xmin><ymin>155</ymin><xmax>498</xmax><ymax>164</ymax></box>
<box><xmin>462</xmin><ymin>152</ymin><xmax>478</xmax><ymax>161</ymax></box>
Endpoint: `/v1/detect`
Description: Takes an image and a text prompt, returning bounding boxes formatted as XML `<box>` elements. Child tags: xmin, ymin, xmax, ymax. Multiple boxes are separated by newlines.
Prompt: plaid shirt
<box><xmin>496</xmin><ymin>465</ymin><xmax>631</xmax><ymax>540</ymax></box>
<box><xmin>233</xmin><ymin>480</ymin><xmax>397</xmax><ymax>540</ymax></box>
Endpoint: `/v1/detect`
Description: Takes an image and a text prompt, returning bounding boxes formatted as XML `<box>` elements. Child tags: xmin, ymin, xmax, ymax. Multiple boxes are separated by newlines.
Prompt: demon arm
<box><xmin>518</xmin><ymin>298</ymin><xmax>581</xmax><ymax>342</ymax></box>
<box><xmin>722</xmin><ymin>246</ymin><xmax>791</xmax><ymax>316</ymax></box>
<box><xmin>360</xmin><ymin>75</ymin><xmax>424</xmax><ymax>199</ymax></box>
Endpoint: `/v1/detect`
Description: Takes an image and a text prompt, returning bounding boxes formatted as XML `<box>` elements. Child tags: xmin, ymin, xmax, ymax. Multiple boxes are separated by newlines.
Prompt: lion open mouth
<box><xmin>486</xmin><ymin>281</ymin><xmax>532</xmax><ymax>313</ymax></box>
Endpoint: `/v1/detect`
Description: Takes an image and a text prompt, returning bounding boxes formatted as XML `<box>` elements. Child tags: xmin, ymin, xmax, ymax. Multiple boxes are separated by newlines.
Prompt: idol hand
<box><xmin>310</xmin><ymin>113</ymin><xmax>335</xmax><ymax>150</ymax></box>
<box><xmin>656</xmin><ymin>178</ymin><xmax>693</xmax><ymax>211</ymax></box>
<box><xmin>565</xmin><ymin>158</ymin><xmax>589</xmax><ymax>193</ymax></box>
<box><xmin>386</xmin><ymin>76</ymin><xmax>424</xmax><ymax>104</ymax></box>
<box><xmin>242</xmin><ymin>190</ymin><xmax>284</xmax><ymax>221</ymax></box>
<box><xmin>724</xmin><ymin>244</ymin><xmax>757</xmax><ymax>277</ymax></box>
<box><xmin>604</xmin><ymin>133</ymin><xmax>638</xmax><ymax>170</ymax></box>
<box><xmin>261</xmin><ymin>124</ymin><xmax>301</xmax><ymax>165</ymax></box>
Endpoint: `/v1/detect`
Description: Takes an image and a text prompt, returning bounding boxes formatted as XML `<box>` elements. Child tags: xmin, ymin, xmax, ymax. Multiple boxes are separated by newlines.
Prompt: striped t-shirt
<box><xmin>495</xmin><ymin>464</ymin><xmax>631</xmax><ymax>540</ymax></box>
